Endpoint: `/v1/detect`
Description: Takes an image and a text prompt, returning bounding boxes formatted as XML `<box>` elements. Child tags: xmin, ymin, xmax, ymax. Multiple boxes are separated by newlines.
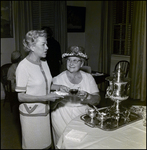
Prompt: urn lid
<box><xmin>113</xmin><ymin>64</ymin><xmax>125</xmax><ymax>82</ymax></box>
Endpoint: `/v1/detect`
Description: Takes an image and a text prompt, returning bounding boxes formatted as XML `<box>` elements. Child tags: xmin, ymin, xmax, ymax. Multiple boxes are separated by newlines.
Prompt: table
<box><xmin>92</xmin><ymin>71</ymin><xmax>110</xmax><ymax>85</ymax></box>
<box><xmin>56</xmin><ymin>109</ymin><xmax>146</xmax><ymax>149</ymax></box>
<box><xmin>91</xmin><ymin>71</ymin><xmax>110</xmax><ymax>92</ymax></box>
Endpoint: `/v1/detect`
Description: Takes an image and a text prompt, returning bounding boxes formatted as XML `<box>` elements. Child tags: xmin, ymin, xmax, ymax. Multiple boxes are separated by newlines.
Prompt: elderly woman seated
<box><xmin>51</xmin><ymin>46</ymin><xmax>101</xmax><ymax>147</ymax></box>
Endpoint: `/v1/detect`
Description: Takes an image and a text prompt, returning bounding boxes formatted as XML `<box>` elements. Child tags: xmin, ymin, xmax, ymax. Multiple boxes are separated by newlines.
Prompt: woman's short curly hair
<box><xmin>23</xmin><ymin>30</ymin><xmax>47</xmax><ymax>52</ymax></box>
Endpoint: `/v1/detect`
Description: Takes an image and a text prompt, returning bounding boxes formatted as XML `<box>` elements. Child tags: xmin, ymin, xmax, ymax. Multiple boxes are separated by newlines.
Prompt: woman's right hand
<box><xmin>46</xmin><ymin>93</ymin><xmax>64</xmax><ymax>102</ymax></box>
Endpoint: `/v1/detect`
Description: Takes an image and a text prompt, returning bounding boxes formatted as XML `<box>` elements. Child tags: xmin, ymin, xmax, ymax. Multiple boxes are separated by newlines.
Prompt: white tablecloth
<box><xmin>57</xmin><ymin>113</ymin><xmax>146</xmax><ymax>149</ymax></box>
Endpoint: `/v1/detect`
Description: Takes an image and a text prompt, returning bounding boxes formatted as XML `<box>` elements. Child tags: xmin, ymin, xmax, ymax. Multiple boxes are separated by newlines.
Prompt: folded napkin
<box><xmin>65</xmin><ymin>129</ymin><xmax>87</xmax><ymax>142</ymax></box>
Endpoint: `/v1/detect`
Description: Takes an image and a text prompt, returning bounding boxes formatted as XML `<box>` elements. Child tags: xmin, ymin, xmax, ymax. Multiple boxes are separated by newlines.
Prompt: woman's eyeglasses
<box><xmin>67</xmin><ymin>59</ymin><xmax>81</xmax><ymax>64</ymax></box>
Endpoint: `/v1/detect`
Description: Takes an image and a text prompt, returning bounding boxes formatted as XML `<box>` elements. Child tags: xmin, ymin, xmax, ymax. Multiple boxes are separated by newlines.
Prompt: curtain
<box><xmin>129</xmin><ymin>1</ymin><xmax>146</xmax><ymax>101</ymax></box>
<box><xmin>54</xmin><ymin>1</ymin><xmax>67</xmax><ymax>72</ymax></box>
<box><xmin>13</xmin><ymin>1</ymin><xmax>33</xmax><ymax>58</ymax></box>
<box><xmin>13</xmin><ymin>1</ymin><xmax>67</xmax><ymax>63</ymax></box>
<box><xmin>98</xmin><ymin>1</ymin><xmax>112</xmax><ymax>91</ymax></box>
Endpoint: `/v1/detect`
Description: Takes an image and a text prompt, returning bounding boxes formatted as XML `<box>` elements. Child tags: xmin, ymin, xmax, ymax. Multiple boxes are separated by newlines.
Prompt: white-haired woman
<box><xmin>51</xmin><ymin>46</ymin><xmax>101</xmax><ymax>147</ymax></box>
<box><xmin>15</xmin><ymin>30</ymin><xmax>63</xmax><ymax>149</ymax></box>
<box><xmin>7</xmin><ymin>51</ymin><xmax>21</xmax><ymax>92</ymax></box>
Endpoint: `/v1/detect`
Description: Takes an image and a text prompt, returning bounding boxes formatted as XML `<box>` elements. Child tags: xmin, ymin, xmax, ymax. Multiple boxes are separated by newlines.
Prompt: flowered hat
<box><xmin>62</xmin><ymin>46</ymin><xmax>88</xmax><ymax>60</ymax></box>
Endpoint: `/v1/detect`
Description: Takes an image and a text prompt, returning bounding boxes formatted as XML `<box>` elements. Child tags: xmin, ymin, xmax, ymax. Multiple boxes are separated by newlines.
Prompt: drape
<box><xmin>13</xmin><ymin>1</ymin><xmax>33</xmax><ymax>58</ymax></box>
<box><xmin>98</xmin><ymin>1</ymin><xmax>112</xmax><ymax>91</ymax></box>
<box><xmin>13</xmin><ymin>1</ymin><xmax>67</xmax><ymax>64</ymax></box>
<box><xmin>54</xmin><ymin>1</ymin><xmax>67</xmax><ymax>72</ymax></box>
<box><xmin>129</xmin><ymin>1</ymin><xmax>146</xmax><ymax>101</ymax></box>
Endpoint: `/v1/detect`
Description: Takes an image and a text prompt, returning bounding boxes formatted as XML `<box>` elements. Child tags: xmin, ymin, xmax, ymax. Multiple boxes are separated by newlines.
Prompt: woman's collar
<box><xmin>26</xmin><ymin>55</ymin><xmax>41</xmax><ymax>65</ymax></box>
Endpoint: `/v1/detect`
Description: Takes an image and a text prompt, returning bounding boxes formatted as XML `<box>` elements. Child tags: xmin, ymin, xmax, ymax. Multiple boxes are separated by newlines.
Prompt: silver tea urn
<box><xmin>105</xmin><ymin>64</ymin><xmax>130</xmax><ymax>122</ymax></box>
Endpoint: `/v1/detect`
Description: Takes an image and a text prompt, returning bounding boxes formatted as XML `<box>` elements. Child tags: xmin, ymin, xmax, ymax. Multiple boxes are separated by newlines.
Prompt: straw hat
<box><xmin>62</xmin><ymin>46</ymin><xmax>88</xmax><ymax>60</ymax></box>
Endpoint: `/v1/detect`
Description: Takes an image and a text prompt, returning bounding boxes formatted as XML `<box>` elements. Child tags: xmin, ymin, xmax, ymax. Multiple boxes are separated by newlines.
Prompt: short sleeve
<box><xmin>88</xmin><ymin>75</ymin><xmax>99</xmax><ymax>93</ymax></box>
<box><xmin>15</xmin><ymin>64</ymin><xmax>28</xmax><ymax>92</ymax></box>
<box><xmin>52</xmin><ymin>76</ymin><xmax>60</xmax><ymax>85</ymax></box>
<box><xmin>80</xmin><ymin>71</ymin><xmax>99</xmax><ymax>94</ymax></box>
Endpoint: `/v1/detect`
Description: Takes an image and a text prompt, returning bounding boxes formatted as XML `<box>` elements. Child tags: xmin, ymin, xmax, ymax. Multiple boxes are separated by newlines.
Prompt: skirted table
<box><xmin>56</xmin><ymin>107</ymin><xmax>146</xmax><ymax>149</ymax></box>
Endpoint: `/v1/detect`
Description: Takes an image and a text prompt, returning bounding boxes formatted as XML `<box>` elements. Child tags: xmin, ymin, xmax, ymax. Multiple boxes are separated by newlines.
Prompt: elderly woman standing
<box><xmin>51</xmin><ymin>46</ymin><xmax>101</xmax><ymax>147</ymax></box>
<box><xmin>15</xmin><ymin>30</ymin><xmax>63</xmax><ymax>149</ymax></box>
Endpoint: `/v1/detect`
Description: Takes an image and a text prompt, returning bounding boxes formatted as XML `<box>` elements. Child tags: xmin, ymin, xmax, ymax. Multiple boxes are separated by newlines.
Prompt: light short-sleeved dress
<box><xmin>15</xmin><ymin>57</ymin><xmax>52</xmax><ymax>149</ymax></box>
<box><xmin>51</xmin><ymin>70</ymin><xmax>99</xmax><ymax>146</ymax></box>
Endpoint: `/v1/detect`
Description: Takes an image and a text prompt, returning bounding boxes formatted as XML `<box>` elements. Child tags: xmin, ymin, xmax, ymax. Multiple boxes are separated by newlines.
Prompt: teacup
<box><xmin>69</xmin><ymin>89</ymin><xmax>79</xmax><ymax>95</ymax></box>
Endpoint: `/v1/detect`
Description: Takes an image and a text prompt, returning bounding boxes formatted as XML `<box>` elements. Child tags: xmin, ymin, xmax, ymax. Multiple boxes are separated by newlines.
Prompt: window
<box><xmin>31</xmin><ymin>1</ymin><xmax>55</xmax><ymax>34</ymax></box>
<box><xmin>112</xmin><ymin>1</ymin><xmax>133</xmax><ymax>56</ymax></box>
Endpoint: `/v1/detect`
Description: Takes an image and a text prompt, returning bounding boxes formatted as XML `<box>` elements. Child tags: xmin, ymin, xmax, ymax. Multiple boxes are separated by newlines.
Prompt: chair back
<box><xmin>0</xmin><ymin>63</ymin><xmax>16</xmax><ymax>112</ymax></box>
<box><xmin>114</xmin><ymin>60</ymin><xmax>130</xmax><ymax>78</ymax></box>
<box><xmin>1</xmin><ymin>63</ymin><xmax>12</xmax><ymax>90</ymax></box>
<box><xmin>80</xmin><ymin>66</ymin><xmax>91</xmax><ymax>73</ymax></box>
<box><xmin>1</xmin><ymin>63</ymin><xmax>12</xmax><ymax>98</ymax></box>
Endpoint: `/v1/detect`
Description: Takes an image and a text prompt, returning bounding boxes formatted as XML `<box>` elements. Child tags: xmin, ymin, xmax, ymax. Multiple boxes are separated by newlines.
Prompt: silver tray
<box><xmin>80</xmin><ymin>107</ymin><xmax>142</xmax><ymax>131</ymax></box>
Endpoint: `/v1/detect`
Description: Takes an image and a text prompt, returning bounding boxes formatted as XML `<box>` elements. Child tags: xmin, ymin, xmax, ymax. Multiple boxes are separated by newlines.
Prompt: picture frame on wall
<box><xmin>1</xmin><ymin>1</ymin><xmax>13</xmax><ymax>38</ymax></box>
<box><xmin>67</xmin><ymin>6</ymin><xmax>86</xmax><ymax>32</ymax></box>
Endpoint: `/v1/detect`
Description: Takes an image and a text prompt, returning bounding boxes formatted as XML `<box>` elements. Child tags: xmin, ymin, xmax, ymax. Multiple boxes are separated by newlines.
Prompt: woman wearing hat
<box><xmin>51</xmin><ymin>46</ymin><xmax>101</xmax><ymax>147</ymax></box>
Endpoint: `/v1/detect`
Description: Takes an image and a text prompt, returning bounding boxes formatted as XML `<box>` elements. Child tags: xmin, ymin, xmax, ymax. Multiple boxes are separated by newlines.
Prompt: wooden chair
<box><xmin>114</xmin><ymin>60</ymin><xmax>130</xmax><ymax>78</ymax></box>
<box><xmin>0</xmin><ymin>63</ymin><xmax>18</xmax><ymax>112</ymax></box>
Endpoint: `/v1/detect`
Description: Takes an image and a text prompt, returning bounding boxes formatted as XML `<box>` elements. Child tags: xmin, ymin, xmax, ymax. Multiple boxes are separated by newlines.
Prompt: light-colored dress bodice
<box><xmin>51</xmin><ymin>70</ymin><xmax>99</xmax><ymax>147</ymax></box>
